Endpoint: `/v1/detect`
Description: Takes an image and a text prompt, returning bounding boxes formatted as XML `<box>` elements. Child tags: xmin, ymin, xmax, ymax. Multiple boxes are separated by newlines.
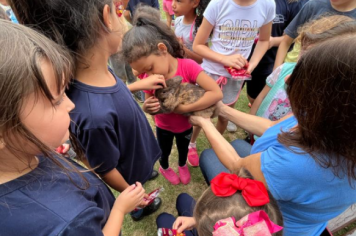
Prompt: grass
<box><xmin>119</xmin><ymin>88</ymin><xmax>250</xmax><ymax>236</ymax></box>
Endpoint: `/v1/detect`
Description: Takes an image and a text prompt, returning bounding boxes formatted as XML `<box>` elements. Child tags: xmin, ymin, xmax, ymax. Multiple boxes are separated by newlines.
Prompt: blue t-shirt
<box><xmin>67</xmin><ymin>70</ymin><xmax>161</xmax><ymax>185</ymax></box>
<box><xmin>250</xmin><ymin>0</ymin><xmax>308</xmax><ymax>75</ymax></box>
<box><xmin>127</xmin><ymin>0</ymin><xmax>159</xmax><ymax>15</ymax></box>
<box><xmin>251</xmin><ymin>116</ymin><xmax>356</xmax><ymax>235</ymax></box>
<box><xmin>285</xmin><ymin>0</ymin><xmax>356</xmax><ymax>39</ymax></box>
<box><xmin>0</xmin><ymin>157</ymin><xmax>115</xmax><ymax>236</ymax></box>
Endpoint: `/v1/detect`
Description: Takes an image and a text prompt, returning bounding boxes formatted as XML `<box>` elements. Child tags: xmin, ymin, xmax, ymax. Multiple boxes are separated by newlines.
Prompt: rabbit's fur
<box><xmin>154</xmin><ymin>76</ymin><xmax>215</xmax><ymax>118</ymax></box>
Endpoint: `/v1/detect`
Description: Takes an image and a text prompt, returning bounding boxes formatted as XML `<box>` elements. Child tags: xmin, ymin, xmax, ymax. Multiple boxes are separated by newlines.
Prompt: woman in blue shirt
<box><xmin>191</xmin><ymin>26</ymin><xmax>356</xmax><ymax>235</ymax></box>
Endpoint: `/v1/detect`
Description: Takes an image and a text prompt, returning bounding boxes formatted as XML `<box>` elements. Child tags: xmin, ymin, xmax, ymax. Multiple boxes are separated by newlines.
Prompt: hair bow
<box><xmin>211</xmin><ymin>172</ymin><xmax>269</xmax><ymax>207</ymax></box>
<box><xmin>212</xmin><ymin>210</ymin><xmax>283</xmax><ymax>236</ymax></box>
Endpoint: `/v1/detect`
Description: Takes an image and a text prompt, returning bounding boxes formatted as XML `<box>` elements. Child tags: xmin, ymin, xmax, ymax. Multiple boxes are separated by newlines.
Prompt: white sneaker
<box><xmin>227</xmin><ymin>121</ymin><xmax>237</xmax><ymax>132</ymax></box>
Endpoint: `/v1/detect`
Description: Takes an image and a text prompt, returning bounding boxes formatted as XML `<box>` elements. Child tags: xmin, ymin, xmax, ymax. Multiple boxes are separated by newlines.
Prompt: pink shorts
<box><xmin>163</xmin><ymin>0</ymin><xmax>174</xmax><ymax>15</ymax></box>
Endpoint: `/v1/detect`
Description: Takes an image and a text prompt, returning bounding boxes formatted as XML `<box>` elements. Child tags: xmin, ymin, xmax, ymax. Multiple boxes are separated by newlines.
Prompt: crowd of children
<box><xmin>1</xmin><ymin>0</ymin><xmax>356</xmax><ymax>235</ymax></box>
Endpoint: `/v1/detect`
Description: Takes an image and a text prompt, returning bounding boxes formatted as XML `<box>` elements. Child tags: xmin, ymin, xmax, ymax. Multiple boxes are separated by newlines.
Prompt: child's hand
<box><xmin>220</xmin><ymin>54</ymin><xmax>247</xmax><ymax>69</ymax></box>
<box><xmin>137</xmin><ymin>193</ymin><xmax>150</xmax><ymax>208</ymax></box>
<box><xmin>246</xmin><ymin>62</ymin><xmax>257</xmax><ymax>75</ymax></box>
<box><xmin>141</xmin><ymin>74</ymin><xmax>167</xmax><ymax>90</ymax></box>
<box><xmin>143</xmin><ymin>96</ymin><xmax>161</xmax><ymax>114</ymax></box>
<box><xmin>189</xmin><ymin>116</ymin><xmax>211</xmax><ymax>127</ymax></box>
<box><xmin>173</xmin><ymin>217</ymin><xmax>196</xmax><ymax>233</ymax></box>
<box><xmin>213</xmin><ymin>101</ymin><xmax>225</xmax><ymax>117</ymax></box>
<box><xmin>113</xmin><ymin>182</ymin><xmax>145</xmax><ymax>215</ymax></box>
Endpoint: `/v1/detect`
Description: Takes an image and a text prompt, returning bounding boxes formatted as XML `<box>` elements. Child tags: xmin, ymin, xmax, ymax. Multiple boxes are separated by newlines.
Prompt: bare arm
<box><xmin>273</xmin><ymin>35</ymin><xmax>294</xmax><ymax>70</ymax></box>
<box><xmin>101</xmin><ymin>168</ymin><xmax>130</xmax><ymax>192</ymax></box>
<box><xmin>175</xmin><ymin>71</ymin><xmax>223</xmax><ymax>113</ymax></box>
<box><xmin>269</xmin><ymin>36</ymin><xmax>284</xmax><ymax>48</ymax></box>
<box><xmin>247</xmin><ymin>22</ymin><xmax>272</xmax><ymax>74</ymax></box>
<box><xmin>249</xmin><ymin>85</ymin><xmax>271</xmax><ymax>116</ymax></box>
<box><xmin>183</xmin><ymin>46</ymin><xmax>203</xmax><ymax>64</ymax></box>
<box><xmin>190</xmin><ymin>116</ymin><xmax>267</xmax><ymax>186</ymax></box>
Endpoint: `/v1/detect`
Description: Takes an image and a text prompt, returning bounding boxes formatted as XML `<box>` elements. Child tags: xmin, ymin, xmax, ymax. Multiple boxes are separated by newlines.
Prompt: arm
<box><xmin>183</xmin><ymin>46</ymin><xmax>203</xmax><ymax>64</ymax></box>
<box><xmin>269</xmin><ymin>36</ymin><xmax>284</xmax><ymax>48</ymax></box>
<box><xmin>190</xmin><ymin>116</ymin><xmax>266</xmax><ymax>185</ymax></box>
<box><xmin>103</xmin><ymin>183</ymin><xmax>145</xmax><ymax>236</ymax></box>
<box><xmin>249</xmin><ymin>85</ymin><xmax>271</xmax><ymax>116</ymax></box>
<box><xmin>175</xmin><ymin>71</ymin><xmax>223</xmax><ymax>113</ymax></box>
<box><xmin>100</xmin><ymin>168</ymin><xmax>129</xmax><ymax>192</ymax></box>
<box><xmin>247</xmin><ymin>22</ymin><xmax>272</xmax><ymax>74</ymax></box>
<box><xmin>127</xmin><ymin>74</ymin><xmax>166</xmax><ymax>92</ymax></box>
<box><xmin>193</xmin><ymin>18</ymin><xmax>247</xmax><ymax>69</ymax></box>
<box><xmin>273</xmin><ymin>35</ymin><xmax>294</xmax><ymax>70</ymax></box>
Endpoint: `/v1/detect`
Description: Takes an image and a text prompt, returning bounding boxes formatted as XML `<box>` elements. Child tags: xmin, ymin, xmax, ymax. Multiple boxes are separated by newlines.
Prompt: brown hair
<box><xmin>0</xmin><ymin>19</ymin><xmax>87</xmax><ymax>188</ymax></box>
<box><xmin>279</xmin><ymin>35</ymin><xmax>356</xmax><ymax>182</ymax></box>
<box><xmin>132</xmin><ymin>3</ymin><xmax>161</xmax><ymax>24</ymax></box>
<box><xmin>194</xmin><ymin>169</ymin><xmax>283</xmax><ymax>236</ymax></box>
<box><xmin>296</xmin><ymin>15</ymin><xmax>355</xmax><ymax>50</ymax></box>
<box><xmin>121</xmin><ymin>16</ymin><xmax>184</xmax><ymax>64</ymax></box>
<box><xmin>8</xmin><ymin>0</ymin><xmax>113</xmax><ymax>65</ymax></box>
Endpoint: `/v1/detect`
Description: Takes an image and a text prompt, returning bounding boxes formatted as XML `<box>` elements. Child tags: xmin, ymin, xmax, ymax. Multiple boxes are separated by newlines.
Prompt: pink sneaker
<box><xmin>178</xmin><ymin>165</ymin><xmax>191</xmax><ymax>185</ymax></box>
<box><xmin>187</xmin><ymin>146</ymin><xmax>199</xmax><ymax>167</ymax></box>
<box><xmin>159</xmin><ymin>166</ymin><xmax>180</xmax><ymax>185</ymax></box>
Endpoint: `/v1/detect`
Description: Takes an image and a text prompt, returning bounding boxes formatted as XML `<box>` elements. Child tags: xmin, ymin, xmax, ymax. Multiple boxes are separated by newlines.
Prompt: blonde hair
<box><xmin>194</xmin><ymin>169</ymin><xmax>283</xmax><ymax>236</ymax></box>
<box><xmin>296</xmin><ymin>15</ymin><xmax>355</xmax><ymax>50</ymax></box>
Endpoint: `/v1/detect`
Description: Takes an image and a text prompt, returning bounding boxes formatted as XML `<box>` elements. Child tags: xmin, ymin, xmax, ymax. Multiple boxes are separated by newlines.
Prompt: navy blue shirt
<box><xmin>250</xmin><ymin>0</ymin><xmax>308</xmax><ymax>75</ymax></box>
<box><xmin>285</xmin><ymin>0</ymin><xmax>356</xmax><ymax>39</ymax></box>
<box><xmin>127</xmin><ymin>0</ymin><xmax>160</xmax><ymax>16</ymax></box>
<box><xmin>67</xmin><ymin>70</ymin><xmax>161</xmax><ymax>185</ymax></box>
<box><xmin>0</xmin><ymin>157</ymin><xmax>115</xmax><ymax>236</ymax></box>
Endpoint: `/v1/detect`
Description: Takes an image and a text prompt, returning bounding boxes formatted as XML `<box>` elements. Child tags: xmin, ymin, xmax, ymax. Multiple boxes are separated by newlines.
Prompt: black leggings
<box><xmin>156</xmin><ymin>127</ymin><xmax>193</xmax><ymax>169</ymax></box>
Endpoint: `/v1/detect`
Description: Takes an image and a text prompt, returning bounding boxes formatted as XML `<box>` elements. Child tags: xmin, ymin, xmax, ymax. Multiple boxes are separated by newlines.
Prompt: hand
<box><xmin>189</xmin><ymin>115</ymin><xmax>211</xmax><ymax>127</ymax></box>
<box><xmin>143</xmin><ymin>96</ymin><xmax>161</xmax><ymax>114</ymax></box>
<box><xmin>137</xmin><ymin>193</ymin><xmax>150</xmax><ymax>208</ymax></box>
<box><xmin>173</xmin><ymin>217</ymin><xmax>196</xmax><ymax>233</ymax></box>
<box><xmin>138</xmin><ymin>74</ymin><xmax>166</xmax><ymax>90</ymax></box>
<box><xmin>173</xmin><ymin>104</ymin><xmax>190</xmax><ymax>114</ymax></box>
<box><xmin>246</xmin><ymin>62</ymin><xmax>257</xmax><ymax>75</ymax></box>
<box><xmin>220</xmin><ymin>54</ymin><xmax>247</xmax><ymax>70</ymax></box>
<box><xmin>113</xmin><ymin>182</ymin><xmax>145</xmax><ymax>214</ymax></box>
<box><xmin>212</xmin><ymin>101</ymin><xmax>225</xmax><ymax>117</ymax></box>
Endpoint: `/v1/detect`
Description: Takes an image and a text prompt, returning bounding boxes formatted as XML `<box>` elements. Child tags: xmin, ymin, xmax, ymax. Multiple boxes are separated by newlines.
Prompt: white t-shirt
<box><xmin>175</xmin><ymin>16</ymin><xmax>195</xmax><ymax>51</ymax></box>
<box><xmin>202</xmin><ymin>0</ymin><xmax>276</xmax><ymax>77</ymax></box>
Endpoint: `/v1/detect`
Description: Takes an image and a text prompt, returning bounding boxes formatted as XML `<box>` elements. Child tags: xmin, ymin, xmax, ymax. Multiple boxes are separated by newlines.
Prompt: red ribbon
<box><xmin>211</xmin><ymin>172</ymin><xmax>269</xmax><ymax>207</ymax></box>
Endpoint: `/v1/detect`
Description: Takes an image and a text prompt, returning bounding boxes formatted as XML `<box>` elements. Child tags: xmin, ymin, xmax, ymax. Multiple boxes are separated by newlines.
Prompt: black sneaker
<box><xmin>130</xmin><ymin>197</ymin><xmax>162</xmax><ymax>221</ymax></box>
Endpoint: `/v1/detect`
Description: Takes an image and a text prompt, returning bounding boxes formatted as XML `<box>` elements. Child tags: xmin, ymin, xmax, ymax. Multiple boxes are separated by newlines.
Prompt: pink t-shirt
<box><xmin>143</xmin><ymin>58</ymin><xmax>203</xmax><ymax>133</ymax></box>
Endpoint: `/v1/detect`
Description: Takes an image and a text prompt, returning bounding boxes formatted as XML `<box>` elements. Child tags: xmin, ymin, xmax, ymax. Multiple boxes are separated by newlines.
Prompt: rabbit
<box><xmin>154</xmin><ymin>76</ymin><xmax>216</xmax><ymax>118</ymax></box>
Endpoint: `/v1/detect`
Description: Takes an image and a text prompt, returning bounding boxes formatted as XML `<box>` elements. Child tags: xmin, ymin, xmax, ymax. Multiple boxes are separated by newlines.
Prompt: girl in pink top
<box><xmin>121</xmin><ymin>16</ymin><xmax>222</xmax><ymax>185</ymax></box>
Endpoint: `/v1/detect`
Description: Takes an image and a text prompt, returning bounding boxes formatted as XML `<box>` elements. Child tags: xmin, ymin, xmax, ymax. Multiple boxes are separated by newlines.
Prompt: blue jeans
<box><xmin>199</xmin><ymin>139</ymin><xmax>252</xmax><ymax>185</ymax></box>
<box><xmin>156</xmin><ymin>193</ymin><xmax>198</xmax><ymax>236</ymax></box>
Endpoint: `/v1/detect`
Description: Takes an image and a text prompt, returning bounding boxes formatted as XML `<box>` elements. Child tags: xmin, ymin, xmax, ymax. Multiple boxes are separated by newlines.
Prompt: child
<box><xmin>172</xmin><ymin>0</ymin><xmax>211</xmax><ymax>167</ymax></box>
<box><xmin>0</xmin><ymin>20</ymin><xmax>145</xmax><ymax>235</ymax></box>
<box><xmin>9</xmin><ymin>0</ymin><xmax>166</xmax><ymax>221</ymax></box>
<box><xmin>274</xmin><ymin>0</ymin><xmax>356</xmax><ymax>70</ymax></box>
<box><xmin>193</xmin><ymin>0</ymin><xmax>276</xmax><ymax>134</ymax></box>
<box><xmin>173</xmin><ymin>0</ymin><xmax>209</xmax><ymax>64</ymax></box>
<box><xmin>250</xmin><ymin>15</ymin><xmax>355</xmax><ymax>141</ymax></box>
<box><xmin>121</xmin><ymin>16</ymin><xmax>223</xmax><ymax>185</ymax></box>
<box><xmin>245</xmin><ymin>0</ymin><xmax>308</xmax><ymax>106</ymax></box>
<box><xmin>156</xmin><ymin>170</ymin><xmax>283</xmax><ymax>236</ymax></box>
<box><xmin>163</xmin><ymin>0</ymin><xmax>174</xmax><ymax>28</ymax></box>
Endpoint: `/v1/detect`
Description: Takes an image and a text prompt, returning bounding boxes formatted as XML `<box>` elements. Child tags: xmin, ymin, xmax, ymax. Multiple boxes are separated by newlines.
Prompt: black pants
<box><xmin>156</xmin><ymin>127</ymin><xmax>192</xmax><ymax>169</ymax></box>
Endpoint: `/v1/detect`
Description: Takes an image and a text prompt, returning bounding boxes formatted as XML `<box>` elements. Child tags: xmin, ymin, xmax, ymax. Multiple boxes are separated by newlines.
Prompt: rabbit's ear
<box><xmin>167</xmin><ymin>76</ymin><xmax>183</xmax><ymax>89</ymax></box>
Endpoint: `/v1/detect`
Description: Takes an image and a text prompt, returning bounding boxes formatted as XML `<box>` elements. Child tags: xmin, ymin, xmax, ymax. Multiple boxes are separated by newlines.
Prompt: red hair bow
<box><xmin>211</xmin><ymin>172</ymin><xmax>269</xmax><ymax>207</ymax></box>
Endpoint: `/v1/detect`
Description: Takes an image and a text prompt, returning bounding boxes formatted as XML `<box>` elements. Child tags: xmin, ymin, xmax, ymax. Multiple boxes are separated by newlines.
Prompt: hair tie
<box><xmin>211</xmin><ymin>172</ymin><xmax>269</xmax><ymax>207</ymax></box>
<box><xmin>212</xmin><ymin>210</ymin><xmax>283</xmax><ymax>236</ymax></box>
